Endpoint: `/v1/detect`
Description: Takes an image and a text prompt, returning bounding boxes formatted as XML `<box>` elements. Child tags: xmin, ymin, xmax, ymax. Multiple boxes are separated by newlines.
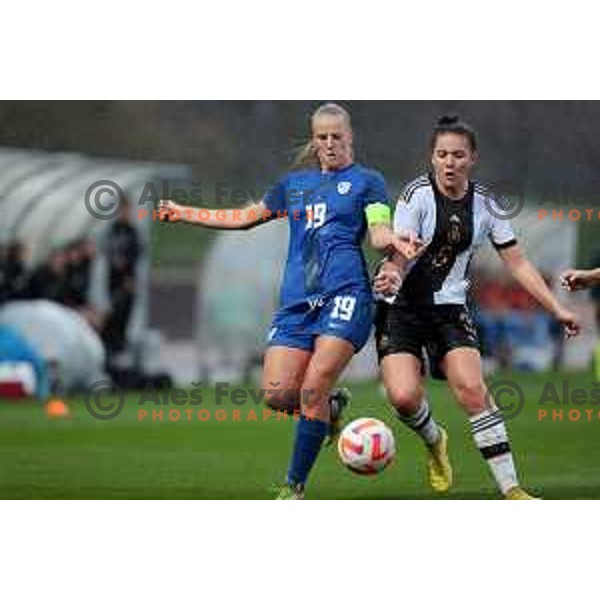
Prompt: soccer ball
<box><xmin>337</xmin><ymin>418</ymin><xmax>396</xmax><ymax>475</ymax></box>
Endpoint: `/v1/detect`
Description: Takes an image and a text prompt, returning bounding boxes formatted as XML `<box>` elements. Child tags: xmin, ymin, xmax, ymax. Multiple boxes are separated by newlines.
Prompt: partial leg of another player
<box><xmin>380</xmin><ymin>353</ymin><xmax>452</xmax><ymax>493</ymax></box>
<box><xmin>280</xmin><ymin>336</ymin><xmax>355</xmax><ymax>498</ymax></box>
<box><xmin>443</xmin><ymin>347</ymin><xmax>538</xmax><ymax>499</ymax></box>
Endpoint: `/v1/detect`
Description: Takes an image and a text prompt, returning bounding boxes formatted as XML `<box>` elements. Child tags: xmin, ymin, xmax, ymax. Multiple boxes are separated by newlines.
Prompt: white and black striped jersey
<box><xmin>394</xmin><ymin>173</ymin><xmax>517</xmax><ymax>305</ymax></box>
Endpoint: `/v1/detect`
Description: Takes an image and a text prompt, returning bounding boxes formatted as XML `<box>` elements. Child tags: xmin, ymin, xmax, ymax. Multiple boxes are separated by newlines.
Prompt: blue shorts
<box><xmin>267</xmin><ymin>287</ymin><xmax>374</xmax><ymax>353</ymax></box>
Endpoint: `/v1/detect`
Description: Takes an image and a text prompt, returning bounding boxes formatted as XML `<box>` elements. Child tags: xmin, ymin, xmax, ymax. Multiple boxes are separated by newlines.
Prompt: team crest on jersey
<box><xmin>449</xmin><ymin>214</ymin><xmax>462</xmax><ymax>244</ymax></box>
<box><xmin>337</xmin><ymin>181</ymin><xmax>352</xmax><ymax>195</ymax></box>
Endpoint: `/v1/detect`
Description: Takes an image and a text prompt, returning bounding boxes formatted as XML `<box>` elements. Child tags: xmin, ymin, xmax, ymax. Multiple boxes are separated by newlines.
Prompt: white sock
<box><xmin>395</xmin><ymin>397</ymin><xmax>441</xmax><ymax>446</ymax></box>
<box><xmin>470</xmin><ymin>409</ymin><xmax>519</xmax><ymax>495</ymax></box>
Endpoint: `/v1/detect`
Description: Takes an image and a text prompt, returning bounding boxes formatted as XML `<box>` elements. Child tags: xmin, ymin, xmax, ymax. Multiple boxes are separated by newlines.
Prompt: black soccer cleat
<box><xmin>326</xmin><ymin>387</ymin><xmax>352</xmax><ymax>446</ymax></box>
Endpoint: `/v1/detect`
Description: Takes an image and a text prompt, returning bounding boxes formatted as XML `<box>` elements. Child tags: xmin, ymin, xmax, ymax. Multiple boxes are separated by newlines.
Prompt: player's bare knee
<box><xmin>310</xmin><ymin>362</ymin><xmax>341</xmax><ymax>387</ymax></box>
<box><xmin>386</xmin><ymin>385</ymin><xmax>421</xmax><ymax>414</ymax></box>
<box><xmin>452</xmin><ymin>379</ymin><xmax>487</xmax><ymax>414</ymax></box>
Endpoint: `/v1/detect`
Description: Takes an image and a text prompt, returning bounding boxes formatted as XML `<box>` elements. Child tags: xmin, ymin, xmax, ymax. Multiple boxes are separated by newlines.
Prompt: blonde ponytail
<box><xmin>291</xmin><ymin>140</ymin><xmax>319</xmax><ymax>170</ymax></box>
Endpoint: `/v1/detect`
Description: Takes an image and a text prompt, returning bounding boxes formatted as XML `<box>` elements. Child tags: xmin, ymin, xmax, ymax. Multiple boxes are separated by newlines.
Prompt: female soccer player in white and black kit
<box><xmin>374</xmin><ymin>116</ymin><xmax>581</xmax><ymax>499</ymax></box>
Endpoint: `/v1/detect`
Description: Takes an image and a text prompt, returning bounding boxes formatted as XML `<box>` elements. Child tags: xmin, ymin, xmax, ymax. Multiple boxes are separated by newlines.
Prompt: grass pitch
<box><xmin>1</xmin><ymin>371</ymin><xmax>599</xmax><ymax>499</ymax></box>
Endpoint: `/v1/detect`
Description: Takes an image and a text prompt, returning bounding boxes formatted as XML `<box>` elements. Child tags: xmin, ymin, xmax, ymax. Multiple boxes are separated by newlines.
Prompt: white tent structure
<box><xmin>0</xmin><ymin>147</ymin><xmax>190</xmax><ymax>365</ymax></box>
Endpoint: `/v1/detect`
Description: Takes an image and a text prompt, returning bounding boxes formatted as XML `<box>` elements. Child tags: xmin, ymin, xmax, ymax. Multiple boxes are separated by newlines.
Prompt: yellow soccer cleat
<box><xmin>504</xmin><ymin>487</ymin><xmax>541</xmax><ymax>500</ymax></box>
<box><xmin>427</xmin><ymin>426</ymin><xmax>453</xmax><ymax>493</ymax></box>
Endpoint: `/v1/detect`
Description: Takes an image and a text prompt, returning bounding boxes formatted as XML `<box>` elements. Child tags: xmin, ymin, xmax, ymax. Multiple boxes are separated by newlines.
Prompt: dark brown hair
<box><xmin>430</xmin><ymin>115</ymin><xmax>477</xmax><ymax>152</ymax></box>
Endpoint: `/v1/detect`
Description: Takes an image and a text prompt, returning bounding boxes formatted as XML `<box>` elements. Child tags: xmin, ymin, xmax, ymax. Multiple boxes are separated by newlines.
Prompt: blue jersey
<box><xmin>264</xmin><ymin>163</ymin><xmax>389</xmax><ymax>310</ymax></box>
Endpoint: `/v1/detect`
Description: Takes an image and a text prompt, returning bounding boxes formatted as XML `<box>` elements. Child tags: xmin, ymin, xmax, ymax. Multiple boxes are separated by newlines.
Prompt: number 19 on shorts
<box><xmin>331</xmin><ymin>295</ymin><xmax>356</xmax><ymax>321</ymax></box>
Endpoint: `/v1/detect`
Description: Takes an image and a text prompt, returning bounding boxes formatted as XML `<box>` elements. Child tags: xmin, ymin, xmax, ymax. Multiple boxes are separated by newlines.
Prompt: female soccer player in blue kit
<box><xmin>160</xmin><ymin>103</ymin><xmax>418</xmax><ymax>499</ymax></box>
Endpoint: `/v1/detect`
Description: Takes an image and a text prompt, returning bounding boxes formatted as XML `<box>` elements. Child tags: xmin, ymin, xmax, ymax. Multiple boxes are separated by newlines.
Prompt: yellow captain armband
<box><xmin>365</xmin><ymin>202</ymin><xmax>391</xmax><ymax>227</ymax></box>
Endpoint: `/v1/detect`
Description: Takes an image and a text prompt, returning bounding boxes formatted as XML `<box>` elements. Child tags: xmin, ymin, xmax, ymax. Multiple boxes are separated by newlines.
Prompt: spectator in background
<box><xmin>0</xmin><ymin>236</ymin><xmax>108</xmax><ymax>337</ymax></box>
<box><xmin>63</xmin><ymin>239</ymin><xmax>89</xmax><ymax>307</ymax></box>
<box><xmin>504</xmin><ymin>278</ymin><xmax>554</xmax><ymax>371</ymax></box>
<box><xmin>0</xmin><ymin>245</ymin><xmax>11</xmax><ymax>303</ymax></box>
<box><xmin>6</xmin><ymin>243</ymin><xmax>30</xmax><ymax>300</ymax></box>
<box><xmin>63</xmin><ymin>238</ymin><xmax>104</xmax><ymax>331</ymax></box>
<box><xmin>0</xmin><ymin>242</ymin><xmax>30</xmax><ymax>303</ymax></box>
<box><xmin>0</xmin><ymin>245</ymin><xmax>10</xmax><ymax>303</ymax></box>
<box><xmin>473</xmin><ymin>273</ymin><xmax>556</xmax><ymax>372</ymax></box>
<box><xmin>27</xmin><ymin>246</ymin><xmax>68</xmax><ymax>302</ymax></box>
<box><xmin>102</xmin><ymin>197</ymin><xmax>141</xmax><ymax>358</ymax></box>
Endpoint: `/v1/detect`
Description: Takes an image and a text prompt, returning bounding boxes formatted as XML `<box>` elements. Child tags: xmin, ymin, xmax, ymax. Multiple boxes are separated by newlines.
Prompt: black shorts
<box><xmin>374</xmin><ymin>299</ymin><xmax>480</xmax><ymax>380</ymax></box>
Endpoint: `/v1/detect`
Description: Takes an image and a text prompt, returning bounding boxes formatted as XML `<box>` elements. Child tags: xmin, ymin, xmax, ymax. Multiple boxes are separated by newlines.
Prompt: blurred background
<box><xmin>0</xmin><ymin>101</ymin><xmax>599</xmax><ymax>399</ymax></box>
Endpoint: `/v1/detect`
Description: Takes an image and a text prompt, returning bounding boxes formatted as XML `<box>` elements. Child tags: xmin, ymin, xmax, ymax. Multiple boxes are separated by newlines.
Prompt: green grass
<box><xmin>1</xmin><ymin>371</ymin><xmax>599</xmax><ymax>499</ymax></box>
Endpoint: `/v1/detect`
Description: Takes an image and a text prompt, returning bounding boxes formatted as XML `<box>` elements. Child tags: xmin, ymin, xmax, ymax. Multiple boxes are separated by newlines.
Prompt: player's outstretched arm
<box><xmin>498</xmin><ymin>243</ymin><xmax>581</xmax><ymax>338</ymax></box>
<box><xmin>157</xmin><ymin>199</ymin><xmax>274</xmax><ymax>230</ymax></box>
<box><xmin>365</xmin><ymin>201</ymin><xmax>423</xmax><ymax>259</ymax></box>
<box><xmin>560</xmin><ymin>267</ymin><xmax>600</xmax><ymax>291</ymax></box>
<box><xmin>368</xmin><ymin>224</ymin><xmax>424</xmax><ymax>259</ymax></box>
